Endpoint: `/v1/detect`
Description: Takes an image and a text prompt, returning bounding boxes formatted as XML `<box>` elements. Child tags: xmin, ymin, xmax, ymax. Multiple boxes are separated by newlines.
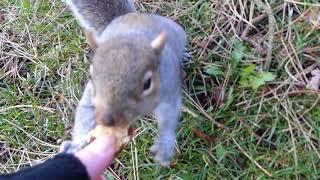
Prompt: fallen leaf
<box><xmin>303</xmin><ymin>7</ymin><xmax>320</xmax><ymax>29</ymax></box>
<box><xmin>0</xmin><ymin>141</ymin><xmax>9</xmax><ymax>163</ymax></box>
<box><xmin>213</xmin><ymin>86</ymin><xmax>227</xmax><ymax>107</ymax></box>
<box><xmin>307</xmin><ymin>68</ymin><xmax>320</xmax><ymax>90</ymax></box>
<box><xmin>0</xmin><ymin>11</ymin><xmax>5</xmax><ymax>23</ymax></box>
<box><xmin>169</xmin><ymin>160</ymin><xmax>178</xmax><ymax>168</ymax></box>
<box><xmin>193</xmin><ymin>128</ymin><xmax>215</xmax><ymax>143</ymax></box>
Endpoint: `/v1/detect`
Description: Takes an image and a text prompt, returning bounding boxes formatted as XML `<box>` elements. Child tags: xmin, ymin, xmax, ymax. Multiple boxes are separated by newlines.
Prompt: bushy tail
<box><xmin>66</xmin><ymin>0</ymin><xmax>136</xmax><ymax>35</ymax></box>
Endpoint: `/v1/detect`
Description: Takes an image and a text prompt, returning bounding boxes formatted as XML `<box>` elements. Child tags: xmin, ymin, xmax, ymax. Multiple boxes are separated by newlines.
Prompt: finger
<box><xmin>75</xmin><ymin>135</ymin><xmax>116</xmax><ymax>180</ymax></box>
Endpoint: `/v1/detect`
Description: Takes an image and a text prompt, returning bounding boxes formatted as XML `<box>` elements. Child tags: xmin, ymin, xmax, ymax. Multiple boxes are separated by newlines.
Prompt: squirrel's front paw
<box><xmin>150</xmin><ymin>141</ymin><xmax>175</xmax><ymax>167</ymax></box>
<box><xmin>59</xmin><ymin>140</ymin><xmax>73</xmax><ymax>153</ymax></box>
<box><xmin>59</xmin><ymin>140</ymin><xmax>84</xmax><ymax>154</ymax></box>
<box><xmin>182</xmin><ymin>47</ymin><xmax>192</xmax><ymax>63</ymax></box>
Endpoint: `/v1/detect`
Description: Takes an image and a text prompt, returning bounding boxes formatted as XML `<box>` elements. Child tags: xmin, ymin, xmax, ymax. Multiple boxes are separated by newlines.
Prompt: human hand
<box><xmin>75</xmin><ymin>135</ymin><xmax>116</xmax><ymax>180</ymax></box>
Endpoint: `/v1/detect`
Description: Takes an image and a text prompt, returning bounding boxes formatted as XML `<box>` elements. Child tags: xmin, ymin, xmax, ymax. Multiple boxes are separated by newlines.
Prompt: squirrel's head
<box><xmin>89</xmin><ymin>32</ymin><xmax>166</xmax><ymax>126</ymax></box>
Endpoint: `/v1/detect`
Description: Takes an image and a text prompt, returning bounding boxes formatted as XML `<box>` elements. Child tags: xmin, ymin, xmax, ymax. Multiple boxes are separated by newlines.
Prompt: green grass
<box><xmin>1</xmin><ymin>0</ymin><xmax>320</xmax><ymax>179</ymax></box>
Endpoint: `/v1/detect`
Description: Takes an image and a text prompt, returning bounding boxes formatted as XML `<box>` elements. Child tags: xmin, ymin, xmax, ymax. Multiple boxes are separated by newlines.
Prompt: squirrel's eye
<box><xmin>143</xmin><ymin>77</ymin><xmax>152</xmax><ymax>91</ymax></box>
<box><xmin>141</xmin><ymin>71</ymin><xmax>153</xmax><ymax>96</ymax></box>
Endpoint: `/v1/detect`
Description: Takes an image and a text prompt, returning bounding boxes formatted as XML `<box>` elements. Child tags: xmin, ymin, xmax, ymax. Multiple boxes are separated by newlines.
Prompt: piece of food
<box><xmin>88</xmin><ymin>124</ymin><xmax>133</xmax><ymax>151</ymax></box>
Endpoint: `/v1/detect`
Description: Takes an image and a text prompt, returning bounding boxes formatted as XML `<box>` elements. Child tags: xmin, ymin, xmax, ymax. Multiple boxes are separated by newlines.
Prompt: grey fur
<box><xmin>60</xmin><ymin>82</ymin><xmax>96</xmax><ymax>153</ymax></box>
<box><xmin>61</xmin><ymin>0</ymin><xmax>187</xmax><ymax>166</ymax></box>
<box><xmin>66</xmin><ymin>0</ymin><xmax>135</xmax><ymax>34</ymax></box>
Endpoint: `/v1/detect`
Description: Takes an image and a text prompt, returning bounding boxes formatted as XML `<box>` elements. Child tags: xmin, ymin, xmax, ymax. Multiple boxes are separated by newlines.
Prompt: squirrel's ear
<box><xmin>151</xmin><ymin>32</ymin><xmax>166</xmax><ymax>54</ymax></box>
<box><xmin>86</xmin><ymin>31</ymin><xmax>98</xmax><ymax>49</ymax></box>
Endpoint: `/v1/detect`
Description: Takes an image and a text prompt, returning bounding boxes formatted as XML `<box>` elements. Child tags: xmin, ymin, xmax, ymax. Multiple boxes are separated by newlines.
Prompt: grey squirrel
<box><xmin>60</xmin><ymin>0</ymin><xmax>187</xmax><ymax>166</ymax></box>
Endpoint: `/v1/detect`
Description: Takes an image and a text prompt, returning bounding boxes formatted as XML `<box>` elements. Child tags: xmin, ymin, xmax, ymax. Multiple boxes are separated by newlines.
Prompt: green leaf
<box><xmin>216</xmin><ymin>143</ymin><xmax>227</xmax><ymax>161</ymax></box>
<box><xmin>232</xmin><ymin>40</ymin><xmax>247</xmax><ymax>62</ymax></box>
<box><xmin>239</xmin><ymin>65</ymin><xmax>276</xmax><ymax>90</ymax></box>
<box><xmin>206</xmin><ymin>66</ymin><xmax>224</xmax><ymax>76</ymax></box>
<box><xmin>239</xmin><ymin>78</ymin><xmax>249</xmax><ymax>87</ymax></box>
<box><xmin>260</xmin><ymin>72</ymin><xmax>276</xmax><ymax>82</ymax></box>
<box><xmin>251</xmin><ymin>77</ymin><xmax>266</xmax><ymax>90</ymax></box>
<box><xmin>22</xmin><ymin>0</ymin><xmax>31</xmax><ymax>11</ymax></box>
<box><xmin>240</xmin><ymin>64</ymin><xmax>256</xmax><ymax>77</ymax></box>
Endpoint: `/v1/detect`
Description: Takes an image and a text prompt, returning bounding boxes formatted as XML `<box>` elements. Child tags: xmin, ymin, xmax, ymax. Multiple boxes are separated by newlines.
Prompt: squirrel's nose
<box><xmin>96</xmin><ymin>110</ymin><xmax>126</xmax><ymax>126</ymax></box>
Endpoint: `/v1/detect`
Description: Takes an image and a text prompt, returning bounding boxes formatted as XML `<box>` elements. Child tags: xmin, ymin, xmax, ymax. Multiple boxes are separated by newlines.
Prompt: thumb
<box><xmin>75</xmin><ymin>135</ymin><xmax>116</xmax><ymax>180</ymax></box>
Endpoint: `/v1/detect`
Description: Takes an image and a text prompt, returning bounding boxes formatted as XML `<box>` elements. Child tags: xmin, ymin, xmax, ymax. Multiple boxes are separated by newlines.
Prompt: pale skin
<box><xmin>75</xmin><ymin>135</ymin><xmax>116</xmax><ymax>180</ymax></box>
<box><xmin>60</xmin><ymin>82</ymin><xmax>118</xmax><ymax>180</ymax></box>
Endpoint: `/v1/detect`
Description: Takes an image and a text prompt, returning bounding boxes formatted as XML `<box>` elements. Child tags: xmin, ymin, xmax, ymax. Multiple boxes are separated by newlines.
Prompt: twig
<box><xmin>252</xmin><ymin>0</ymin><xmax>276</xmax><ymax>70</ymax></box>
<box><xmin>0</xmin><ymin>105</ymin><xmax>54</xmax><ymax>114</ymax></box>
<box><xmin>241</xmin><ymin>13</ymin><xmax>268</xmax><ymax>38</ymax></box>
<box><xmin>232</xmin><ymin>138</ymin><xmax>273</xmax><ymax>177</ymax></box>
<box><xmin>184</xmin><ymin>91</ymin><xmax>228</xmax><ymax>130</ymax></box>
<box><xmin>284</xmin><ymin>0</ymin><xmax>320</xmax><ymax>7</ymax></box>
<box><xmin>261</xmin><ymin>64</ymin><xmax>318</xmax><ymax>98</ymax></box>
<box><xmin>240</xmin><ymin>89</ymin><xmax>320</xmax><ymax>111</ymax></box>
<box><xmin>2</xmin><ymin>118</ymin><xmax>59</xmax><ymax>148</ymax></box>
<box><xmin>0</xmin><ymin>143</ymin><xmax>9</xmax><ymax>157</ymax></box>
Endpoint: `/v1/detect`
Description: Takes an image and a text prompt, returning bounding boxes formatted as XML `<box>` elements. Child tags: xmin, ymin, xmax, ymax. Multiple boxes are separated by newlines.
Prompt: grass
<box><xmin>1</xmin><ymin>0</ymin><xmax>320</xmax><ymax>179</ymax></box>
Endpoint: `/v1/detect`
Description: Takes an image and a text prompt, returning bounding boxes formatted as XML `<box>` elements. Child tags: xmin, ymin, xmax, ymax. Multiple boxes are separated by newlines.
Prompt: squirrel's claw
<box><xmin>182</xmin><ymin>47</ymin><xmax>192</xmax><ymax>64</ymax></box>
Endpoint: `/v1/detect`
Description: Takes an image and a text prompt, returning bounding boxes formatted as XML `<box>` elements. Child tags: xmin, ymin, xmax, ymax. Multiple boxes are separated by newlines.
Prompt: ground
<box><xmin>1</xmin><ymin>0</ymin><xmax>320</xmax><ymax>179</ymax></box>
